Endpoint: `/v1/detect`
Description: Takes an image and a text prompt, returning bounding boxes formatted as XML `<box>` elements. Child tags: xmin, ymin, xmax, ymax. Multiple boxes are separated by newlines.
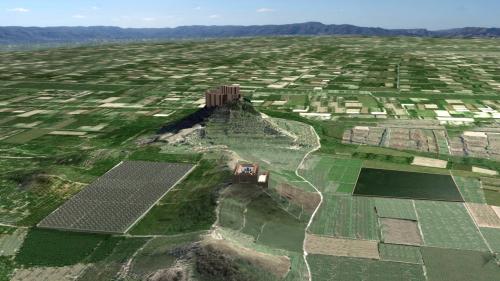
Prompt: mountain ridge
<box><xmin>1</xmin><ymin>22</ymin><xmax>499</xmax><ymax>44</ymax></box>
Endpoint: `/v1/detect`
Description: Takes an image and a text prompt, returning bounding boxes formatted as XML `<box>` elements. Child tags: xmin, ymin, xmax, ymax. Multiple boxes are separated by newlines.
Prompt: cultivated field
<box><xmin>38</xmin><ymin>161</ymin><xmax>194</xmax><ymax>233</ymax></box>
<box><xmin>299</xmin><ymin>155</ymin><xmax>362</xmax><ymax>194</ymax></box>
<box><xmin>0</xmin><ymin>36</ymin><xmax>499</xmax><ymax>280</ymax></box>
<box><xmin>308</xmin><ymin>254</ymin><xmax>425</xmax><ymax>281</ymax></box>
<box><xmin>354</xmin><ymin>168</ymin><xmax>463</xmax><ymax>201</ymax></box>
<box><xmin>309</xmin><ymin>195</ymin><xmax>379</xmax><ymax>240</ymax></box>
<box><xmin>414</xmin><ymin>201</ymin><xmax>489</xmax><ymax>251</ymax></box>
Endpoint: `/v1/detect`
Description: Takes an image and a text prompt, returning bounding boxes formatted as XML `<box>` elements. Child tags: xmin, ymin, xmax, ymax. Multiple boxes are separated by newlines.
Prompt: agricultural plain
<box><xmin>0</xmin><ymin>36</ymin><xmax>499</xmax><ymax>280</ymax></box>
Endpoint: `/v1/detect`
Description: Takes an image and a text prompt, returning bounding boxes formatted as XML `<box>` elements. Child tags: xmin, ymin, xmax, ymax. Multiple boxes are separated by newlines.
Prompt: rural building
<box><xmin>233</xmin><ymin>163</ymin><xmax>269</xmax><ymax>188</ymax></box>
<box><xmin>205</xmin><ymin>85</ymin><xmax>241</xmax><ymax>108</ymax></box>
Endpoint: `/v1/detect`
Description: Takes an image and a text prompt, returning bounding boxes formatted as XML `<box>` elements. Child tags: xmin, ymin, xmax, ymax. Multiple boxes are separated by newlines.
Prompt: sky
<box><xmin>1</xmin><ymin>0</ymin><xmax>499</xmax><ymax>30</ymax></box>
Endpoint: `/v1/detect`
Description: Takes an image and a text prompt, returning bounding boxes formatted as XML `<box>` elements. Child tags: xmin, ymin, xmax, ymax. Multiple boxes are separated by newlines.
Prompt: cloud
<box><xmin>209</xmin><ymin>14</ymin><xmax>220</xmax><ymax>19</ymax></box>
<box><xmin>7</xmin><ymin>8</ymin><xmax>30</xmax><ymax>13</ymax></box>
<box><xmin>91</xmin><ymin>6</ymin><xmax>100</xmax><ymax>11</ymax></box>
<box><xmin>257</xmin><ymin>8</ymin><xmax>274</xmax><ymax>13</ymax></box>
<box><xmin>142</xmin><ymin>17</ymin><xmax>156</xmax><ymax>22</ymax></box>
<box><xmin>194</xmin><ymin>6</ymin><xmax>202</xmax><ymax>11</ymax></box>
<box><xmin>72</xmin><ymin>14</ymin><xmax>86</xmax><ymax>19</ymax></box>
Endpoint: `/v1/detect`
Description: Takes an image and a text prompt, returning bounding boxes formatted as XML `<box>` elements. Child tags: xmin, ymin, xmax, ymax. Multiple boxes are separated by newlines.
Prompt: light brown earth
<box><xmin>10</xmin><ymin>264</ymin><xmax>88</xmax><ymax>281</ymax></box>
<box><xmin>275</xmin><ymin>183</ymin><xmax>321</xmax><ymax>213</ymax></box>
<box><xmin>380</xmin><ymin>218</ymin><xmax>423</xmax><ymax>245</ymax></box>
<box><xmin>305</xmin><ymin>234</ymin><xmax>380</xmax><ymax>259</ymax></box>
<box><xmin>412</xmin><ymin>156</ymin><xmax>448</xmax><ymax>169</ymax></box>
<box><xmin>493</xmin><ymin>206</ymin><xmax>500</xmax><ymax>219</ymax></box>
<box><xmin>472</xmin><ymin>167</ymin><xmax>498</xmax><ymax>176</ymax></box>
<box><xmin>466</xmin><ymin>203</ymin><xmax>500</xmax><ymax>228</ymax></box>
<box><xmin>147</xmin><ymin>263</ymin><xmax>189</xmax><ymax>281</ymax></box>
<box><xmin>203</xmin><ymin>237</ymin><xmax>291</xmax><ymax>278</ymax></box>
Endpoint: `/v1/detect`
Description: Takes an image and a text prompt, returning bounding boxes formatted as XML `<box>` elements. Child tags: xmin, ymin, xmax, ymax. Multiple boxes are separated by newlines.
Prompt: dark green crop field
<box><xmin>354</xmin><ymin>168</ymin><xmax>463</xmax><ymax>201</ymax></box>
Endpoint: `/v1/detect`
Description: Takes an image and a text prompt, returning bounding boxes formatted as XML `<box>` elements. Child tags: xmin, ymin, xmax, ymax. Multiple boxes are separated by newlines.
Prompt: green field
<box><xmin>15</xmin><ymin>229</ymin><xmax>112</xmax><ymax>267</ymax></box>
<box><xmin>420</xmin><ymin>247</ymin><xmax>500</xmax><ymax>281</ymax></box>
<box><xmin>374</xmin><ymin>198</ymin><xmax>417</xmax><ymax>220</ymax></box>
<box><xmin>355</xmin><ymin>168</ymin><xmax>463</xmax><ymax>201</ymax></box>
<box><xmin>453</xmin><ymin>176</ymin><xmax>487</xmax><ymax>203</ymax></box>
<box><xmin>414</xmin><ymin>201</ymin><xmax>488</xmax><ymax>251</ymax></box>
<box><xmin>378</xmin><ymin>243</ymin><xmax>422</xmax><ymax>264</ymax></box>
<box><xmin>308</xmin><ymin>254</ymin><xmax>425</xmax><ymax>281</ymax></box>
<box><xmin>310</xmin><ymin>195</ymin><xmax>379</xmax><ymax>240</ymax></box>
<box><xmin>480</xmin><ymin>227</ymin><xmax>500</xmax><ymax>254</ymax></box>
<box><xmin>300</xmin><ymin>155</ymin><xmax>362</xmax><ymax>194</ymax></box>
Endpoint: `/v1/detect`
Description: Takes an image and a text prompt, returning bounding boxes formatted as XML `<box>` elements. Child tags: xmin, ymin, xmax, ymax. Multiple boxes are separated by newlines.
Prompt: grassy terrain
<box><xmin>241</xmin><ymin>192</ymin><xmax>306</xmax><ymax>252</ymax></box>
<box><xmin>15</xmin><ymin>229</ymin><xmax>112</xmax><ymax>267</ymax></box>
<box><xmin>78</xmin><ymin>237</ymin><xmax>149</xmax><ymax>281</ymax></box>
<box><xmin>130</xmin><ymin>233</ymin><xmax>201</xmax><ymax>278</ymax></box>
<box><xmin>0</xmin><ymin>229</ymin><xmax>27</xmax><ymax>257</ymax></box>
<box><xmin>130</xmin><ymin>159</ymin><xmax>231</xmax><ymax>235</ymax></box>
<box><xmin>0</xmin><ymin>257</ymin><xmax>13</xmax><ymax>281</ymax></box>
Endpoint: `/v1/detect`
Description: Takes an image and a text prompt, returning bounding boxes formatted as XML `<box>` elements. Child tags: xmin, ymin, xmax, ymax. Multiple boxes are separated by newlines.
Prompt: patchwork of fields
<box><xmin>300</xmin><ymin>153</ymin><xmax>500</xmax><ymax>281</ymax></box>
<box><xmin>0</xmin><ymin>36</ymin><xmax>499</xmax><ymax>280</ymax></box>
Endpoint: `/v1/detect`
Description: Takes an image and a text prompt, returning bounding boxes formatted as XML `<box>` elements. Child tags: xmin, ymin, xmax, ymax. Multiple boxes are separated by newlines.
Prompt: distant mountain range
<box><xmin>1</xmin><ymin>22</ymin><xmax>499</xmax><ymax>45</ymax></box>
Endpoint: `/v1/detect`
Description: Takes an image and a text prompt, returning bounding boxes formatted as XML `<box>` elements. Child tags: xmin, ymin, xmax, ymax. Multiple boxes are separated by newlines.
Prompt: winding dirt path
<box><xmin>295</xmin><ymin>126</ymin><xmax>323</xmax><ymax>281</ymax></box>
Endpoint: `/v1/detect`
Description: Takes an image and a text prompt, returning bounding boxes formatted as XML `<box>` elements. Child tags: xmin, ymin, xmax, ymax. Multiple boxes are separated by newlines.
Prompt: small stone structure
<box><xmin>233</xmin><ymin>163</ymin><xmax>269</xmax><ymax>188</ymax></box>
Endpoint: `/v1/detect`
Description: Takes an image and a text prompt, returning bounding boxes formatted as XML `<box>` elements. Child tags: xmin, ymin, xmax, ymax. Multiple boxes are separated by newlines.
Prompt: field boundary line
<box><xmin>125</xmin><ymin>230</ymin><xmax>208</xmax><ymax>238</ymax></box>
<box><xmin>124</xmin><ymin>163</ymin><xmax>197</xmax><ymax>234</ymax></box>
<box><xmin>461</xmin><ymin>203</ymin><xmax>494</xmax><ymax>254</ymax></box>
<box><xmin>37</xmin><ymin>161</ymin><xmax>125</xmax><ymax>231</ymax></box>
<box><xmin>450</xmin><ymin>171</ymin><xmax>493</xmax><ymax>252</ymax></box>
<box><xmin>350</xmin><ymin>161</ymin><xmax>363</xmax><ymax>195</ymax></box>
<box><xmin>411</xmin><ymin>200</ymin><xmax>429</xmax><ymax>281</ymax></box>
<box><xmin>411</xmin><ymin>200</ymin><xmax>425</xmax><ymax>244</ymax></box>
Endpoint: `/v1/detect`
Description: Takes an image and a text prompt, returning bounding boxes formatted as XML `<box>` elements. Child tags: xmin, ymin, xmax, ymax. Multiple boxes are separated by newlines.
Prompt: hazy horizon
<box><xmin>1</xmin><ymin>0</ymin><xmax>499</xmax><ymax>30</ymax></box>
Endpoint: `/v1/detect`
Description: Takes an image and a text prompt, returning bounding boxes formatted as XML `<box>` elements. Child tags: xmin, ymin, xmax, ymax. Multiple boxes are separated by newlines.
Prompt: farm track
<box><xmin>295</xmin><ymin>125</ymin><xmax>322</xmax><ymax>281</ymax></box>
<box><xmin>117</xmin><ymin>237</ymin><xmax>152</xmax><ymax>279</ymax></box>
<box><xmin>0</xmin><ymin>222</ymin><xmax>27</xmax><ymax>228</ymax></box>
